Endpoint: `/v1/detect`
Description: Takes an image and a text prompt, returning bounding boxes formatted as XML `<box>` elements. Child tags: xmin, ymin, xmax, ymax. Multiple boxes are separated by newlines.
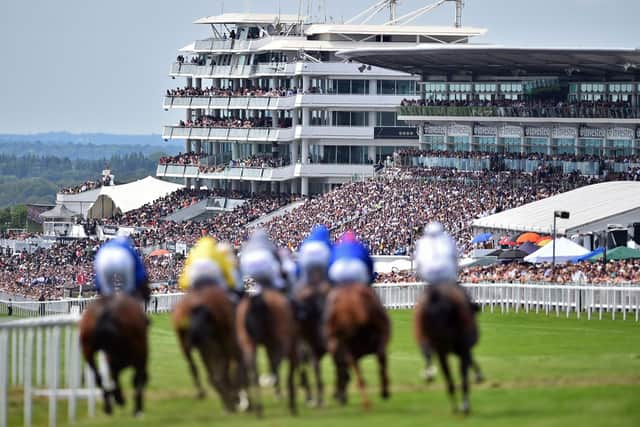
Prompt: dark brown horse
<box><xmin>324</xmin><ymin>283</ymin><xmax>391</xmax><ymax>410</ymax></box>
<box><xmin>172</xmin><ymin>286</ymin><xmax>246</xmax><ymax>412</ymax></box>
<box><xmin>414</xmin><ymin>283</ymin><xmax>483</xmax><ymax>414</ymax></box>
<box><xmin>236</xmin><ymin>289</ymin><xmax>299</xmax><ymax>416</ymax></box>
<box><xmin>294</xmin><ymin>279</ymin><xmax>330</xmax><ymax>407</ymax></box>
<box><xmin>79</xmin><ymin>293</ymin><xmax>149</xmax><ymax>416</ymax></box>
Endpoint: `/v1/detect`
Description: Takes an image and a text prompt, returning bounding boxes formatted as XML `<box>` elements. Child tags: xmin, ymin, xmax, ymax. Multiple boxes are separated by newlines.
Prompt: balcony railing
<box><xmin>162</xmin><ymin>126</ymin><xmax>295</xmax><ymax>142</ymax></box>
<box><xmin>399</xmin><ymin>105</ymin><xmax>640</xmax><ymax>120</ymax></box>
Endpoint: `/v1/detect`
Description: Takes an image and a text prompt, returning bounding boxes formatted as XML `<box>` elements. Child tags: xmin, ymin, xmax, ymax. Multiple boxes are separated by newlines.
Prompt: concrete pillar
<box><xmin>292</xmin><ymin>110</ymin><xmax>299</xmax><ymax>127</ymax></box>
<box><xmin>369</xmin><ymin>79</ymin><xmax>377</xmax><ymax>95</ymax></box>
<box><xmin>270</xmin><ymin>78</ymin><xmax>277</xmax><ymax>90</ymax></box>
<box><xmin>272</xmin><ymin>111</ymin><xmax>280</xmax><ymax>128</ymax></box>
<box><xmin>369</xmin><ymin>111</ymin><xmax>376</xmax><ymax>127</ymax></box>
<box><xmin>251</xmin><ymin>181</ymin><xmax>258</xmax><ymax>194</ymax></box>
<box><xmin>291</xmin><ymin>141</ymin><xmax>300</xmax><ymax>163</ymax></box>
<box><xmin>301</xmin><ymin>177</ymin><xmax>309</xmax><ymax>197</ymax></box>
<box><xmin>302</xmin><ymin>108</ymin><xmax>310</xmax><ymax>127</ymax></box>
<box><xmin>301</xmin><ymin>139</ymin><xmax>309</xmax><ymax>164</ymax></box>
<box><xmin>231</xmin><ymin>143</ymin><xmax>239</xmax><ymax>160</ymax></box>
<box><xmin>368</xmin><ymin>145</ymin><xmax>376</xmax><ymax>163</ymax></box>
<box><xmin>302</xmin><ymin>75</ymin><xmax>310</xmax><ymax>93</ymax></box>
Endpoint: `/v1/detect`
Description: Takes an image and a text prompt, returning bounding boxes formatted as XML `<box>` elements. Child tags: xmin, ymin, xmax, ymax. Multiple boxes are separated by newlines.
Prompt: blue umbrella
<box><xmin>471</xmin><ymin>233</ymin><xmax>493</xmax><ymax>244</ymax></box>
<box><xmin>572</xmin><ymin>247</ymin><xmax>604</xmax><ymax>263</ymax></box>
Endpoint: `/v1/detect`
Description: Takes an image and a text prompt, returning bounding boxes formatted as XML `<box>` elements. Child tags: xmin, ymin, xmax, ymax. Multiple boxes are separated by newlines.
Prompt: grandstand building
<box><xmin>159</xmin><ymin>1</ymin><xmax>486</xmax><ymax>195</ymax></box>
<box><xmin>339</xmin><ymin>45</ymin><xmax>640</xmax><ymax>175</ymax></box>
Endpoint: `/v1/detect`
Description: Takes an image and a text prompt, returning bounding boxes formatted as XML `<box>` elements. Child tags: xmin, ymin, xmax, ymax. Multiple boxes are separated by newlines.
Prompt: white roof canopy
<box><xmin>194</xmin><ymin>13</ymin><xmax>305</xmax><ymax>25</ymax></box>
<box><xmin>473</xmin><ymin>181</ymin><xmax>640</xmax><ymax>236</ymax></box>
<box><xmin>306</xmin><ymin>24</ymin><xmax>486</xmax><ymax>38</ymax></box>
<box><xmin>87</xmin><ymin>177</ymin><xmax>183</xmax><ymax>219</ymax></box>
<box><xmin>523</xmin><ymin>238</ymin><xmax>589</xmax><ymax>264</ymax></box>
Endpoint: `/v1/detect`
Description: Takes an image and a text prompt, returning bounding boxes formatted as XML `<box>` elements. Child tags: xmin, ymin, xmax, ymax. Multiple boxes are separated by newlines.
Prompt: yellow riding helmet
<box><xmin>178</xmin><ymin>237</ymin><xmax>236</xmax><ymax>290</ymax></box>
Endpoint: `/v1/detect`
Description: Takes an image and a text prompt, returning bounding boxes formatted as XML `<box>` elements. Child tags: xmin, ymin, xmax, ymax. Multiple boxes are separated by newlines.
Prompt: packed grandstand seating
<box><xmin>177</xmin><ymin>116</ymin><xmax>292</xmax><ymax>128</ymax></box>
<box><xmin>3</xmin><ymin>166</ymin><xmax>640</xmax><ymax>299</ymax></box>
<box><xmin>159</xmin><ymin>152</ymin><xmax>290</xmax><ymax>170</ymax></box>
<box><xmin>167</xmin><ymin>86</ymin><xmax>290</xmax><ymax>97</ymax></box>
<box><xmin>59</xmin><ymin>175</ymin><xmax>112</xmax><ymax>194</ymax></box>
<box><xmin>400</xmin><ymin>98</ymin><xmax>639</xmax><ymax>119</ymax></box>
<box><xmin>158</xmin><ymin>152</ymin><xmax>206</xmax><ymax>166</ymax></box>
<box><xmin>397</xmin><ymin>149</ymin><xmax>640</xmax><ymax>164</ymax></box>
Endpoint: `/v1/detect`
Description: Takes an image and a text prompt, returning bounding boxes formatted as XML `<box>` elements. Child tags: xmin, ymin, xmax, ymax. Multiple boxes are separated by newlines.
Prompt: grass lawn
<box><xmin>7</xmin><ymin>310</ymin><xmax>640</xmax><ymax>427</ymax></box>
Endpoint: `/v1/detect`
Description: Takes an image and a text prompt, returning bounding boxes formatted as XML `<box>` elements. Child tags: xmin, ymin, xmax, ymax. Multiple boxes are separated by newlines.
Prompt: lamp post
<box><xmin>552</xmin><ymin>210</ymin><xmax>570</xmax><ymax>268</ymax></box>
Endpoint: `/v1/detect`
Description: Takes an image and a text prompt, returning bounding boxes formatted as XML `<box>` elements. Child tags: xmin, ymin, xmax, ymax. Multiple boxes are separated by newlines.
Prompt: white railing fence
<box><xmin>0</xmin><ymin>315</ymin><xmax>101</xmax><ymax>427</ymax></box>
<box><xmin>2</xmin><ymin>282</ymin><xmax>640</xmax><ymax>321</ymax></box>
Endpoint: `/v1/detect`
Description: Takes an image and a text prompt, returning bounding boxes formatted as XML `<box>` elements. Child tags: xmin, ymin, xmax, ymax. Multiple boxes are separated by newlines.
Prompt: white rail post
<box><xmin>36</xmin><ymin>328</ymin><xmax>43</xmax><ymax>387</ymax></box>
<box><xmin>64</xmin><ymin>326</ymin><xmax>72</xmax><ymax>388</ymax></box>
<box><xmin>49</xmin><ymin>326</ymin><xmax>60</xmax><ymax>427</ymax></box>
<box><xmin>0</xmin><ymin>329</ymin><xmax>8</xmax><ymax>427</ymax></box>
<box><xmin>11</xmin><ymin>329</ymin><xmax>17</xmax><ymax>386</ymax></box>
<box><xmin>68</xmin><ymin>329</ymin><xmax>79</xmax><ymax>424</ymax></box>
<box><xmin>24</xmin><ymin>328</ymin><xmax>34</xmax><ymax>427</ymax></box>
<box><xmin>85</xmin><ymin>366</ymin><xmax>96</xmax><ymax>418</ymax></box>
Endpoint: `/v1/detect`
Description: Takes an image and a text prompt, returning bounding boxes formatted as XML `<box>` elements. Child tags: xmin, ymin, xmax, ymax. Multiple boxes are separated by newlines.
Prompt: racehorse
<box><xmin>413</xmin><ymin>223</ymin><xmax>483</xmax><ymax>414</ymax></box>
<box><xmin>236</xmin><ymin>231</ymin><xmax>299</xmax><ymax>416</ymax></box>
<box><xmin>79</xmin><ymin>238</ymin><xmax>150</xmax><ymax>416</ymax></box>
<box><xmin>323</xmin><ymin>233</ymin><xmax>391</xmax><ymax>410</ymax></box>
<box><xmin>172</xmin><ymin>286</ymin><xmax>246</xmax><ymax>412</ymax></box>
<box><xmin>79</xmin><ymin>294</ymin><xmax>149</xmax><ymax>416</ymax></box>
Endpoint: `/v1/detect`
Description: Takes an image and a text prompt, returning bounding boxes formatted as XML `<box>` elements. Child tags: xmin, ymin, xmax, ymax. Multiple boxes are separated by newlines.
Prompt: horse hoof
<box><xmin>475</xmin><ymin>374</ymin><xmax>485</xmax><ymax>384</ymax></box>
<box><xmin>114</xmin><ymin>391</ymin><xmax>125</xmax><ymax>406</ymax></box>
<box><xmin>237</xmin><ymin>391</ymin><xmax>250</xmax><ymax>412</ymax></box>
<box><xmin>196</xmin><ymin>390</ymin><xmax>206</xmax><ymax>400</ymax></box>
<box><xmin>134</xmin><ymin>411</ymin><xmax>144</xmax><ymax>419</ymax></box>
<box><xmin>259</xmin><ymin>374</ymin><xmax>277</xmax><ymax>388</ymax></box>
<box><xmin>381</xmin><ymin>390</ymin><xmax>391</xmax><ymax>400</ymax></box>
<box><xmin>422</xmin><ymin>366</ymin><xmax>437</xmax><ymax>382</ymax></box>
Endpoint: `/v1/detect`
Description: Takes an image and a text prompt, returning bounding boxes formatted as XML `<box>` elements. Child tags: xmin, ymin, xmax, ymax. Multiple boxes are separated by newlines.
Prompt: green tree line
<box><xmin>0</xmin><ymin>152</ymin><xmax>166</xmax><ymax>208</ymax></box>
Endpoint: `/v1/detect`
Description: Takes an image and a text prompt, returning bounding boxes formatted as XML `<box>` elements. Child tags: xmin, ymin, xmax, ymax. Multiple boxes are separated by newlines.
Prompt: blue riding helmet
<box><xmin>94</xmin><ymin>237</ymin><xmax>148</xmax><ymax>297</ymax></box>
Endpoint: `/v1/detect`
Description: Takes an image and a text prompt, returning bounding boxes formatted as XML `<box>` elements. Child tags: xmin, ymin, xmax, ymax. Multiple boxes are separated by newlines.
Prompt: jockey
<box><xmin>414</xmin><ymin>222</ymin><xmax>459</xmax><ymax>285</ymax></box>
<box><xmin>328</xmin><ymin>231</ymin><xmax>375</xmax><ymax>286</ymax></box>
<box><xmin>94</xmin><ymin>237</ymin><xmax>148</xmax><ymax>298</ymax></box>
<box><xmin>178</xmin><ymin>236</ymin><xmax>241</xmax><ymax>296</ymax></box>
<box><xmin>240</xmin><ymin>230</ymin><xmax>287</xmax><ymax>293</ymax></box>
<box><xmin>297</xmin><ymin>224</ymin><xmax>332</xmax><ymax>289</ymax></box>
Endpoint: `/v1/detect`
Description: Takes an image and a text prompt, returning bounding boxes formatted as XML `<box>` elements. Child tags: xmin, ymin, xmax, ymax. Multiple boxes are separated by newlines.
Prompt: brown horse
<box><xmin>236</xmin><ymin>289</ymin><xmax>299</xmax><ymax>416</ymax></box>
<box><xmin>79</xmin><ymin>293</ymin><xmax>149</xmax><ymax>416</ymax></box>
<box><xmin>172</xmin><ymin>286</ymin><xmax>246</xmax><ymax>412</ymax></box>
<box><xmin>414</xmin><ymin>283</ymin><xmax>483</xmax><ymax>414</ymax></box>
<box><xmin>294</xmin><ymin>279</ymin><xmax>330</xmax><ymax>407</ymax></box>
<box><xmin>324</xmin><ymin>283</ymin><xmax>391</xmax><ymax>410</ymax></box>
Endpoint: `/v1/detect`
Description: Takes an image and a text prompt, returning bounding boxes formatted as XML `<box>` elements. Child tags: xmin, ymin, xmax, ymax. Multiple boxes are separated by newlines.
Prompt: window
<box><xmin>331</xmin><ymin>111</ymin><xmax>369</xmax><ymax>127</ymax></box>
<box><xmin>329</xmin><ymin>79</ymin><xmax>369</xmax><ymax>95</ymax></box>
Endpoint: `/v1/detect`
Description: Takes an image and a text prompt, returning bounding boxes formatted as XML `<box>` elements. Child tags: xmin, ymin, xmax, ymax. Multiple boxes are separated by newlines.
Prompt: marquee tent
<box><xmin>589</xmin><ymin>246</ymin><xmax>640</xmax><ymax>261</ymax></box>
<box><xmin>523</xmin><ymin>238</ymin><xmax>589</xmax><ymax>264</ymax></box>
<box><xmin>87</xmin><ymin>176</ymin><xmax>184</xmax><ymax>219</ymax></box>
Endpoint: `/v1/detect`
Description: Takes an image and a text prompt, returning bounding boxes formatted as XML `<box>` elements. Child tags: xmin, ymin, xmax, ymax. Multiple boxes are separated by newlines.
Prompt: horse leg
<box><xmin>180</xmin><ymin>332</ymin><xmax>205</xmax><ymax>399</ymax></box>
<box><xmin>132</xmin><ymin>363</ymin><xmax>148</xmax><ymax>417</ymax></box>
<box><xmin>437</xmin><ymin>352</ymin><xmax>457</xmax><ymax>413</ymax></box>
<box><xmin>245</xmin><ymin>348</ymin><xmax>262</xmax><ymax>417</ymax></box>
<box><xmin>85</xmin><ymin>352</ymin><xmax>112</xmax><ymax>415</ymax></box>
<box><xmin>110</xmin><ymin>365</ymin><xmax>125</xmax><ymax>407</ymax></box>
<box><xmin>347</xmin><ymin>352</ymin><xmax>370</xmax><ymax>410</ymax></box>
<box><xmin>298</xmin><ymin>356</ymin><xmax>313</xmax><ymax>405</ymax></box>
<box><xmin>266</xmin><ymin>347</ymin><xmax>283</xmax><ymax>400</ymax></box>
<box><xmin>331</xmin><ymin>345</ymin><xmax>349</xmax><ymax>405</ymax></box>
<box><xmin>287</xmin><ymin>346</ymin><xmax>298</xmax><ymax>416</ymax></box>
<box><xmin>377</xmin><ymin>347</ymin><xmax>390</xmax><ymax>400</ymax></box>
<box><xmin>459</xmin><ymin>350</ymin><xmax>472</xmax><ymax>415</ymax></box>
<box><xmin>420</xmin><ymin>343</ymin><xmax>437</xmax><ymax>383</ymax></box>
<box><xmin>312</xmin><ymin>352</ymin><xmax>324</xmax><ymax>407</ymax></box>
<box><xmin>471</xmin><ymin>355</ymin><xmax>484</xmax><ymax>384</ymax></box>
<box><xmin>205</xmin><ymin>353</ymin><xmax>236</xmax><ymax>413</ymax></box>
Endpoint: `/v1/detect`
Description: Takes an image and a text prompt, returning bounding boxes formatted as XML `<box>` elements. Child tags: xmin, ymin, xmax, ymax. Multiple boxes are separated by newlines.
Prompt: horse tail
<box><xmin>94</xmin><ymin>308</ymin><xmax>119</xmax><ymax>351</ymax></box>
<box><xmin>245</xmin><ymin>293</ymin><xmax>269</xmax><ymax>342</ymax></box>
<box><xmin>187</xmin><ymin>305</ymin><xmax>214</xmax><ymax>348</ymax></box>
<box><xmin>423</xmin><ymin>285</ymin><xmax>456</xmax><ymax>326</ymax></box>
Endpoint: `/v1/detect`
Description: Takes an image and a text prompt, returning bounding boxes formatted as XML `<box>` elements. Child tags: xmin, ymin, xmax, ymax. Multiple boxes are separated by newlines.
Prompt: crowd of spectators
<box><xmin>228</xmin><ymin>155</ymin><xmax>290</xmax><ymax>169</ymax></box>
<box><xmin>459</xmin><ymin>259</ymin><xmax>640</xmax><ymax>284</ymax></box>
<box><xmin>167</xmin><ymin>86</ymin><xmax>290</xmax><ymax>98</ymax></box>
<box><xmin>159</xmin><ymin>152</ymin><xmax>205</xmax><ymax>166</ymax></box>
<box><xmin>60</xmin><ymin>175</ymin><xmax>112</xmax><ymax>194</ymax></box>
<box><xmin>400</xmin><ymin>98</ymin><xmax>639</xmax><ymax>119</ymax></box>
<box><xmin>178</xmin><ymin>116</ymin><xmax>270</xmax><ymax>128</ymax></box>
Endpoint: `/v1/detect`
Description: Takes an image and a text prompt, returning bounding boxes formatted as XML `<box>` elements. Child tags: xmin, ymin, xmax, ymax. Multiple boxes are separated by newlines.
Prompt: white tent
<box><xmin>523</xmin><ymin>238</ymin><xmax>589</xmax><ymax>264</ymax></box>
<box><xmin>87</xmin><ymin>176</ymin><xmax>183</xmax><ymax>219</ymax></box>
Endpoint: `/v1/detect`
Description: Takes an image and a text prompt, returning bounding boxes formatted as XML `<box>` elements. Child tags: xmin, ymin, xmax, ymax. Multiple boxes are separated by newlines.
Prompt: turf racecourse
<box><xmin>7</xmin><ymin>310</ymin><xmax>640</xmax><ymax>427</ymax></box>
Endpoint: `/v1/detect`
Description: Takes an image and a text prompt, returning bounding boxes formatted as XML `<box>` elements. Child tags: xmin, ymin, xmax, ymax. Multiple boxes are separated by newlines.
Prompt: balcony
<box><xmin>398</xmin><ymin>105</ymin><xmax>640</xmax><ymax>124</ymax></box>
<box><xmin>156</xmin><ymin>163</ymin><xmax>374</xmax><ymax>181</ymax></box>
<box><xmin>162</xmin><ymin>126</ymin><xmax>295</xmax><ymax>142</ymax></box>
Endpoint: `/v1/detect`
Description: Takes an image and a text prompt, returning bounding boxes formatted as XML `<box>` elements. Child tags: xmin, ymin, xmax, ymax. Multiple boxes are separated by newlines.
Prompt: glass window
<box><xmin>552</xmin><ymin>138</ymin><xmax>574</xmax><ymax>155</ymax></box>
<box><xmin>423</xmin><ymin>135</ymin><xmax>447</xmax><ymax>151</ymax></box>
<box><xmin>581</xmin><ymin>138</ymin><xmax>603</xmax><ymax>156</ymax></box>
<box><xmin>378</xmin><ymin>80</ymin><xmax>396</xmax><ymax>95</ymax></box>
<box><xmin>376</xmin><ymin>112</ymin><xmax>396</xmax><ymax>127</ymax></box>
<box><xmin>336</xmin><ymin>146</ymin><xmax>350</xmax><ymax>164</ymax></box>
<box><xmin>396</xmin><ymin>80</ymin><xmax>414</xmax><ymax>95</ymax></box>
<box><xmin>351</xmin><ymin>112</ymin><xmax>368</xmax><ymax>126</ymax></box>
<box><xmin>336</xmin><ymin>80</ymin><xmax>351</xmax><ymax>94</ymax></box>
<box><xmin>473</xmin><ymin>136</ymin><xmax>497</xmax><ymax>153</ymax></box>
<box><xmin>501</xmin><ymin>137</ymin><xmax>522</xmax><ymax>153</ymax></box>
<box><xmin>449</xmin><ymin>136</ymin><xmax>470</xmax><ymax>152</ymax></box>
<box><xmin>351</xmin><ymin>80</ymin><xmax>367</xmax><ymax>94</ymax></box>
<box><xmin>608</xmin><ymin>139</ymin><xmax>633</xmax><ymax>157</ymax></box>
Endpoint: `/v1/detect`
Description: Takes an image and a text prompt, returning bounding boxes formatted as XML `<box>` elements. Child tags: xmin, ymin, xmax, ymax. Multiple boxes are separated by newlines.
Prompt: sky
<box><xmin>1</xmin><ymin>0</ymin><xmax>639</xmax><ymax>135</ymax></box>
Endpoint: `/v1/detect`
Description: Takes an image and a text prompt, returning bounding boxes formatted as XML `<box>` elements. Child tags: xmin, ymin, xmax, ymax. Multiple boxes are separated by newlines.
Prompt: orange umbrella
<box><xmin>149</xmin><ymin>249</ymin><xmax>170</xmax><ymax>257</ymax></box>
<box><xmin>516</xmin><ymin>232</ymin><xmax>542</xmax><ymax>244</ymax></box>
<box><xmin>537</xmin><ymin>237</ymin><xmax>553</xmax><ymax>246</ymax></box>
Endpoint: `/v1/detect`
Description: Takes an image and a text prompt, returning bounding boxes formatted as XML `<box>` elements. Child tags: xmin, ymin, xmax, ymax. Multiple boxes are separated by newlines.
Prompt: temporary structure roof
<box><xmin>472</xmin><ymin>181</ymin><xmax>640</xmax><ymax>236</ymax></box>
<box><xmin>87</xmin><ymin>177</ymin><xmax>183</xmax><ymax>219</ymax></box>
<box><xmin>194</xmin><ymin>13</ymin><xmax>305</xmax><ymax>25</ymax></box>
<box><xmin>589</xmin><ymin>246</ymin><xmax>640</xmax><ymax>261</ymax></box>
<box><xmin>305</xmin><ymin>24</ymin><xmax>486</xmax><ymax>38</ymax></box>
<box><xmin>523</xmin><ymin>238</ymin><xmax>589</xmax><ymax>264</ymax></box>
<box><xmin>40</xmin><ymin>204</ymin><xmax>80</xmax><ymax>220</ymax></box>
